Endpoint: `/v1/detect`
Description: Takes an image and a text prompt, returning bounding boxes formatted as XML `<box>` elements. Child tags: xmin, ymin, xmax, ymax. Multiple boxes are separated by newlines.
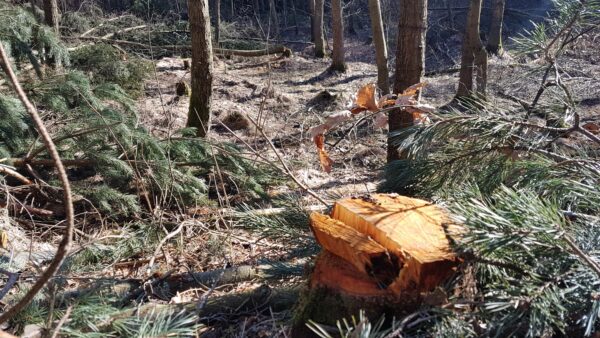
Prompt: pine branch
<box><xmin>0</xmin><ymin>44</ymin><xmax>74</xmax><ymax>324</ymax></box>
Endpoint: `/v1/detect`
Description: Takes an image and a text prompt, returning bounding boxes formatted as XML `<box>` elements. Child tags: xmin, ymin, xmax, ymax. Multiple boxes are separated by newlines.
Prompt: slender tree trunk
<box><xmin>291</xmin><ymin>0</ymin><xmax>300</xmax><ymax>35</ymax></box>
<box><xmin>487</xmin><ymin>0</ymin><xmax>506</xmax><ymax>55</ymax></box>
<box><xmin>446</xmin><ymin>0</ymin><xmax>454</xmax><ymax>29</ymax></box>
<box><xmin>43</xmin><ymin>0</ymin><xmax>60</xmax><ymax>68</ymax></box>
<box><xmin>313</xmin><ymin>0</ymin><xmax>326</xmax><ymax>57</ymax></box>
<box><xmin>269</xmin><ymin>0</ymin><xmax>280</xmax><ymax>38</ymax></box>
<box><xmin>43</xmin><ymin>0</ymin><xmax>60</xmax><ymax>35</ymax></box>
<box><xmin>368</xmin><ymin>0</ymin><xmax>390</xmax><ymax>94</ymax></box>
<box><xmin>282</xmin><ymin>0</ymin><xmax>289</xmax><ymax>30</ymax></box>
<box><xmin>456</xmin><ymin>0</ymin><xmax>487</xmax><ymax>99</ymax></box>
<box><xmin>388</xmin><ymin>0</ymin><xmax>428</xmax><ymax>162</ymax></box>
<box><xmin>330</xmin><ymin>0</ymin><xmax>346</xmax><ymax>71</ymax></box>
<box><xmin>309</xmin><ymin>0</ymin><xmax>316</xmax><ymax>42</ymax></box>
<box><xmin>187</xmin><ymin>0</ymin><xmax>213</xmax><ymax>138</ymax></box>
<box><xmin>213</xmin><ymin>0</ymin><xmax>221</xmax><ymax>45</ymax></box>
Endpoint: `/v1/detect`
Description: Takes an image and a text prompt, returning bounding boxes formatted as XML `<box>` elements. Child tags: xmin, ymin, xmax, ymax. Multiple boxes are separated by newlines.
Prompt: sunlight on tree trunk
<box><xmin>368</xmin><ymin>0</ymin><xmax>390</xmax><ymax>94</ymax></box>
<box><xmin>269</xmin><ymin>0</ymin><xmax>280</xmax><ymax>39</ymax></box>
<box><xmin>487</xmin><ymin>0</ymin><xmax>506</xmax><ymax>55</ymax></box>
<box><xmin>313</xmin><ymin>0</ymin><xmax>326</xmax><ymax>57</ymax></box>
<box><xmin>388</xmin><ymin>0</ymin><xmax>427</xmax><ymax>162</ymax></box>
<box><xmin>43</xmin><ymin>0</ymin><xmax>60</xmax><ymax>35</ymax></box>
<box><xmin>456</xmin><ymin>0</ymin><xmax>488</xmax><ymax>99</ymax></box>
<box><xmin>187</xmin><ymin>0</ymin><xmax>213</xmax><ymax>137</ymax></box>
<box><xmin>330</xmin><ymin>0</ymin><xmax>346</xmax><ymax>71</ymax></box>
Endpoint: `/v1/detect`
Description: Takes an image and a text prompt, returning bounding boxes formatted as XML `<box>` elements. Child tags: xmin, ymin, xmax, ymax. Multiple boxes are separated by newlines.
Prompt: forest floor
<box><xmin>128</xmin><ymin>34</ymin><xmax>600</xmax><ymax>336</ymax></box>
<box><xmin>3</xmin><ymin>28</ymin><xmax>599</xmax><ymax>336</ymax></box>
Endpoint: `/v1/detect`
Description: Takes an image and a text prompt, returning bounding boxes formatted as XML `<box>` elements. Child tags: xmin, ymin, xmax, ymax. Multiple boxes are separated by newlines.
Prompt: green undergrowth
<box><xmin>10</xmin><ymin>289</ymin><xmax>202</xmax><ymax>337</ymax></box>
<box><xmin>0</xmin><ymin>2</ymin><xmax>277</xmax><ymax>232</ymax></box>
<box><xmin>70</xmin><ymin>44</ymin><xmax>152</xmax><ymax>97</ymax></box>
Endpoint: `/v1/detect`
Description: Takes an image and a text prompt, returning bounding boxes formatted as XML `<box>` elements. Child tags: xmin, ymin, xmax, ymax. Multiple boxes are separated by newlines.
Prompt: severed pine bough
<box><xmin>309</xmin><ymin>83</ymin><xmax>435</xmax><ymax>172</ymax></box>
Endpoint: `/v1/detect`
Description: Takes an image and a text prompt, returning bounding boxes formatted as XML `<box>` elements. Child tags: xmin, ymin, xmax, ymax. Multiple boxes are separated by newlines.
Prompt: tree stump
<box><xmin>292</xmin><ymin>194</ymin><xmax>461</xmax><ymax>337</ymax></box>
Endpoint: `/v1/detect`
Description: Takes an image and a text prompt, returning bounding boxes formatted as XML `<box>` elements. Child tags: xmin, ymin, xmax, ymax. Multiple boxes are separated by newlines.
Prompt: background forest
<box><xmin>0</xmin><ymin>0</ymin><xmax>599</xmax><ymax>337</ymax></box>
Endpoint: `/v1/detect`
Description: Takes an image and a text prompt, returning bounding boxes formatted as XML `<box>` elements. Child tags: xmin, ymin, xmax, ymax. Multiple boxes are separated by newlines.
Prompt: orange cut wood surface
<box><xmin>310</xmin><ymin>251</ymin><xmax>392</xmax><ymax>297</ymax></box>
<box><xmin>323</xmin><ymin>194</ymin><xmax>460</xmax><ymax>293</ymax></box>
<box><xmin>309</xmin><ymin>213</ymin><xmax>392</xmax><ymax>275</ymax></box>
<box><xmin>331</xmin><ymin>194</ymin><xmax>457</xmax><ymax>264</ymax></box>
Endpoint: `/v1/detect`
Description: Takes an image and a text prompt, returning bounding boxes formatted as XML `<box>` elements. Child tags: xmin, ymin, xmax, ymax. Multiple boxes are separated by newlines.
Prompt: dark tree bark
<box><xmin>269</xmin><ymin>0</ymin><xmax>280</xmax><ymax>38</ymax></box>
<box><xmin>368</xmin><ymin>0</ymin><xmax>390</xmax><ymax>94</ymax></box>
<box><xmin>187</xmin><ymin>0</ymin><xmax>213</xmax><ymax>137</ymax></box>
<box><xmin>487</xmin><ymin>0</ymin><xmax>506</xmax><ymax>55</ymax></box>
<box><xmin>309</xmin><ymin>0</ymin><xmax>316</xmax><ymax>42</ymax></box>
<box><xmin>313</xmin><ymin>0</ymin><xmax>326</xmax><ymax>57</ymax></box>
<box><xmin>330</xmin><ymin>0</ymin><xmax>346</xmax><ymax>71</ymax></box>
<box><xmin>456</xmin><ymin>0</ymin><xmax>487</xmax><ymax>99</ymax></box>
<box><xmin>42</xmin><ymin>0</ymin><xmax>60</xmax><ymax>67</ymax></box>
<box><xmin>213</xmin><ymin>0</ymin><xmax>221</xmax><ymax>45</ymax></box>
<box><xmin>291</xmin><ymin>0</ymin><xmax>300</xmax><ymax>35</ymax></box>
<box><xmin>388</xmin><ymin>0</ymin><xmax>428</xmax><ymax>162</ymax></box>
<box><xmin>43</xmin><ymin>0</ymin><xmax>60</xmax><ymax>35</ymax></box>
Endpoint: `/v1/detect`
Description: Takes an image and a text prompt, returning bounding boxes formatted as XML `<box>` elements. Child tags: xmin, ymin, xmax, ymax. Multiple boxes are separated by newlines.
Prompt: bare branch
<box><xmin>0</xmin><ymin>44</ymin><xmax>74</xmax><ymax>324</ymax></box>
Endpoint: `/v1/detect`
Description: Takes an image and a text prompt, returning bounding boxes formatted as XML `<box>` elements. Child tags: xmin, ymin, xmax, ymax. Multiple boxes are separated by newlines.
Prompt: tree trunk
<box><xmin>187</xmin><ymin>0</ymin><xmax>213</xmax><ymax>138</ymax></box>
<box><xmin>368</xmin><ymin>0</ymin><xmax>390</xmax><ymax>94</ymax></box>
<box><xmin>213</xmin><ymin>0</ymin><xmax>221</xmax><ymax>45</ymax></box>
<box><xmin>456</xmin><ymin>0</ymin><xmax>487</xmax><ymax>99</ymax></box>
<box><xmin>313</xmin><ymin>0</ymin><xmax>326</xmax><ymax>57</ymax></box>
<box><xmin>43</xmin><ymin>0</ymin><xmax>60</xmax><ymax>35</ymax></box>
<box><xmin>269</xmin><ymin>0</ymin><xmax>280</xmax><ymax>39</ymax></box>
<box><xmin>486</xmin><ymin>0</ymin><xmax>506</xmax><ymax>55</ymax></box>
<box><xmin>291</xmin><ymin>0</ymin><xmax>300</xmax><ymax>35</ymax></box>
<box><xmin>330</xmin><ymin>0</ymin><xmax>346</xmax><ymax>71</ymax></box>
<box><xmin>388</xmin><ymin>0</ymin><xmax>427</xmax><ymax>162</ymax></box>
<box><xmin>309</xmin><ymin>0</ymin><xmax>316</xmax><ymax>42</ymax></box>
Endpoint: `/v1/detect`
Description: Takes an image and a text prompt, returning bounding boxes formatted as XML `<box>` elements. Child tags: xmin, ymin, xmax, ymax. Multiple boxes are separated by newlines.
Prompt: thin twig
<box><xmin>146</xmin><ymin>222</ymin><xmax>185</xmax><ymax>276</ymax></box>
<box><xmin>0</xmin><ymin>44</ymin><xmax>74</xmax><ymax>324</ymax></box>
<box><xmin>245</xmin><ymin>115</ymin><xmax>330</xmax><ymax>207</ymax></box>
<box><xmin>49</xmin><ymin>305</ymin><xmax>72</xmax><ymax>338</ymax></box>
<box><xmin>0</xmin><ymin>165</ymin><xmax>32</xmax><ymax>185</ymax></box>
<box><xmin>562</xmin><ymin>233</ymin><xmax>600</xmax><ymax>279</ymax></box>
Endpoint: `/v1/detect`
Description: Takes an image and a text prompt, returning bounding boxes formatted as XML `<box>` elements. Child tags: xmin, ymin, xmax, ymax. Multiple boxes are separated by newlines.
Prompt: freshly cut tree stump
<box><xmin>293</xmin><ymin>194</ymin><xmax>460</xmax><ymax>337</ymax></box>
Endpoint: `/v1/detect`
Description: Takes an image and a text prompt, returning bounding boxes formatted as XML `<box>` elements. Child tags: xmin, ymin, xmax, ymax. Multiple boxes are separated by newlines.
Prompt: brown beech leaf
<box><xmin>401</xmin><ymin>82</ymin><xmax>427</xmax><ymax>97</ymax></box>
<box><xmin>354</xmin><ymin>83</ymin><xmax>379</xmax><ymax>112</ymax></box>
<box><xmin>314</xmin><ymin>135</ymin><xmax>333</xmax><ymax>172</ymax></box>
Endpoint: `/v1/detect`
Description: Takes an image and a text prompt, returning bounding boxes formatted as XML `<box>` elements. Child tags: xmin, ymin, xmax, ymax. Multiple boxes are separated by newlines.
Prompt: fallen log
<box><xmin>214</xmin><ymin>45</ymin><xmax>293</xmax><ymax>57</ymax></box>
<box><xmin>65</xmin><ymin>36</ymin><xmax>292</xmax><ymax>57</ymax></box>
<box><xmin>293</xmin><ymin>194</ymin><xmax>461</xmax><ymax>337</ymax></box>
<box><xmin>100</xmin><ymin>284</ymin><xmax>300</xmax><ymax>330</ymax></box>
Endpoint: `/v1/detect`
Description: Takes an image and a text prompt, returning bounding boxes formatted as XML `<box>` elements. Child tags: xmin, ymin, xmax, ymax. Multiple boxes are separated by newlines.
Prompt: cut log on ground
<box><xmin>214</xmin><ymin>45</ymin><xmax>292</xmax><ymax>58</ymax></box>
<box><xmin>293</xmin><ymin>194</ymin><xmax>461</xmax><ymax>337</ymax></box>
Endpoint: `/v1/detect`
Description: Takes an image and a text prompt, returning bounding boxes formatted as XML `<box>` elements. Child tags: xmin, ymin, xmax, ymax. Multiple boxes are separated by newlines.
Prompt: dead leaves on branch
<box><xmin>310</xmin><ymin>83</ymin><xmax>435</xmax><ymax>172</ymax></box>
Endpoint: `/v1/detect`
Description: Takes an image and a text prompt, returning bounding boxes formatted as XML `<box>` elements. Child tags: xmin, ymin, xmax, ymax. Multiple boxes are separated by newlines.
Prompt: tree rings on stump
<box><xmin>292</xmin><ymin>194</ymin><xmax>461</xmax><ymax>337</ymax></box>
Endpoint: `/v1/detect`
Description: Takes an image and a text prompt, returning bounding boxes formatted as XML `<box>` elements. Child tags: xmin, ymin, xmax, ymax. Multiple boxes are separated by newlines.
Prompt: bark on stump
<box><xmin>292</xmin><ymin>194</ymin><xmax>460</xmax><ymax>337</ymax></box>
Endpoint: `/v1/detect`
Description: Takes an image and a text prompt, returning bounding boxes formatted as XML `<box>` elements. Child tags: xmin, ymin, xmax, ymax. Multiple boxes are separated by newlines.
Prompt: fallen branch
<box><xmin>0</xmin><ymin>44</ymin><xmax>75</xmax><ymax>324</ymax></box>
<box><xmin>0</xmin><ymin>165</ymin><xmax>32</xmax><ymax>185</ymax></box>
<box><xmin>214</xmin><ymin>45</ymin><xmax>292</xmax><ymax>57</ymax></box>
<box><xmin>169</xmin><ymin>259</ymin><xmax>308</xmax><ymax>293</ymax></box>
<box><xmin>101</xmin><ymin>25</ymin><xmax>147</xmax><ymax>39</ymax></box>
<box><xmin>113</xmin><ymin>284</ymin><xmax>300</xmax><ymax>323</ymax></box>
<box><xmin>66</xmin><ymin>36</ymin><xmax>292</xmax><ymax>57</ymax></box>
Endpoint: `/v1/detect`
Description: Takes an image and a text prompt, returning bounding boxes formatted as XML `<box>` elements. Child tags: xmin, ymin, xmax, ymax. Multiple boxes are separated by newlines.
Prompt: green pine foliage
<box><xmin>0</xmin><ymin>2</ymin><xmax>68</xmax><ymax>73</ymax></box>
<box><xmin>376</xmin><ymin>0</ymin><xmax>600</xmax><ymax>336</ymax></box>
<box><xmin>0</xmin><ymin>2</ymin><xmax>273</xmax><ymax>221</ymax></box>
<box><xmin>70</xmin><ymin>44</ymin><xmax>152</xmax><ymax>97</ymax></box>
